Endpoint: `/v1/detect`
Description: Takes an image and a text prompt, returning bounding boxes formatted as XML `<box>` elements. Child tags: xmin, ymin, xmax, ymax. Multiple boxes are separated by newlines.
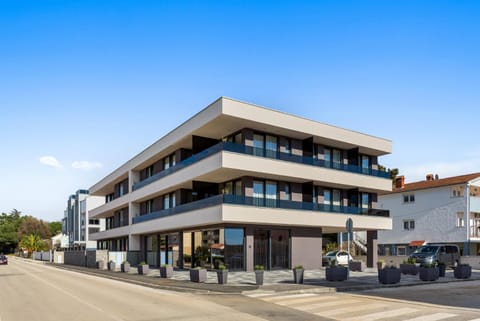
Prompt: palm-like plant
<box><xmin>19</xmin><ymin>234</ymin><xmax>47</xmax><ymax>256</ymax></box>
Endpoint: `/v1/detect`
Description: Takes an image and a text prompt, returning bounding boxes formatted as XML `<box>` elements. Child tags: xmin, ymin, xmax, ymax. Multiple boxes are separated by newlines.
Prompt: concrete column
<box><xmin>128</xmin><ymin>170</ymin><xmax>140</xmax><ymax>193</ymax></box>
<box><xmin>291</xmin><ymin>228</ymin><xmax>322</xmax><ymax>269</ymax></box>
<box><xmin>178</xmin><ymin>231</ymin><xmax>184</xmax><ymax>269</ymax></box>
<box><xmin>129</xmin><ymin>202</ymin><xmax>139</xmax><ymax>225</ymax></box>
<box><xmin>245</xmin><ymin>227</ymin><xmax>254</xmax><ymax>272</ymax></box>
<box><xmin>366</xmin><ymin>230</ymin><xmax>378</xmax><ymax>268</ymax></box>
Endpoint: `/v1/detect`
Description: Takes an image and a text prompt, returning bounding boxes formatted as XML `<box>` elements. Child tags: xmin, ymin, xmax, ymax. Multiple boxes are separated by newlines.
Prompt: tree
<box><xmin>0</xmin><ymin>209</ymin><xmax>24</xmax><ymax>253</ymax></box>
<box><xmin>18</xmin><ymin>216</ymin><xmax>52</xmax><ymax>240</ymax></box>
<box><xmin>19</xmin><ymin>234</ymin><xmax>48</xmax><ymax>257</ymax></box>
<box><xmin>49</xmin><ymin>221</ymin><xmax>62</xmax><ymax>236</ymax></box>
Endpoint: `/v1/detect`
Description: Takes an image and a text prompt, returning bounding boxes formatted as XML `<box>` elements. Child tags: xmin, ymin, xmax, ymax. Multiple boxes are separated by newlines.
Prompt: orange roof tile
<box><xmin>387</xmin><ymin>172</ymin><xmax>480</xmax><ymax>194</ymax></box>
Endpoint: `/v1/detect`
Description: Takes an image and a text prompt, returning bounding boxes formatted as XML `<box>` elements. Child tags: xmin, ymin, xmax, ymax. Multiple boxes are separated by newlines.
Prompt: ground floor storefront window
<box><xmin>254</xmin><ymin>229</ymin><xmax>289</xmax><ymax>270</ymax></box>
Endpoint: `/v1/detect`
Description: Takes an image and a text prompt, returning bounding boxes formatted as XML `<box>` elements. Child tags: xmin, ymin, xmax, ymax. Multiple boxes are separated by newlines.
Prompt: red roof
<box><xmin>409</xmin><ymin>240</ymin><xmax>425</xmax><ymax>246</ymax></box>
<box><xmin>387</xmin><ymin>172</ymin><xmax>480</xmax><ymax>194</ymax></box>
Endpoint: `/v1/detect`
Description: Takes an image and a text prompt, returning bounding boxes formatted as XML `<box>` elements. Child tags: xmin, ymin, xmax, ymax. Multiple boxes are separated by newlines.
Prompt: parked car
<box><xmin>408</xmin><ymin>244</ymin><xmax>460</xmax><ymax>267</ymax></box>
<box><xmin>0</xmin><ymin>255</ymin><xmax>8</xmax><ymax>265</ymax></box>
<box><xmin>322</xmin><ymin>250</ymin><xmax>352</xmax><ymax>266</ymax></box>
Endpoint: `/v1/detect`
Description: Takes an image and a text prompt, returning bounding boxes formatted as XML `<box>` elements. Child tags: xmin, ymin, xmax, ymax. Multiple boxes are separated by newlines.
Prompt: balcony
<box><xmin>132</xmin><ymin>142</ymin><xmax>390</xmax><ymax>191</ymax></box>
<box><xmin>132</xmin><ymin>194</ymin><xmax>389</xmax><ymax>224</ymax></box>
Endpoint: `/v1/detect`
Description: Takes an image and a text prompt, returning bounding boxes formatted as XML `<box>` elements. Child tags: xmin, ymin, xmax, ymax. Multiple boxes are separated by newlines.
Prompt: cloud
<box><xmin>39</xmin><ymin>156</ymin><xmax>63</xmax><ymax>169</ymax></box>
<box><xmin>71</xmin><ymin>161</ymin><xmax>103</xmax><ymax>171</ymax></box>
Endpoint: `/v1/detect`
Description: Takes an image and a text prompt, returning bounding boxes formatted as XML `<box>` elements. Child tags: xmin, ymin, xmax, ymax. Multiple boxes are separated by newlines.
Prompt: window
<box><xmin>403</xmin><ymin>219</ymin><xmax>415</xmax><ymax>230</ymax></box>
<box><xmin>452</xmin><ymin>186</ymin><xmax>464</xmax><ymax>198</ymax></box>
<box><xmin>361</xmin><ymin>155</ymin><xmax>370</xmax><ymax>174</ymax></box>
<box><xmin>283</xmin><ymin>183</ymin><xmax>291</xmax><ymax>201</ymax></box>
<box><xmin>284</xmin><ymin>139</ymin><xmax>291</xmax><ymax>154</ymax></box>
<box><xmin>397</xmin><ymin>246</ymin><xmax>406</xmax><ymax>256</ymax></box>
<box><xmin>403</xmin><ymin>193</ymin><xmax>415</xmax><ymax>203</ymax></box>
<box><xmin>457</xmin><ymin>212</ymin><xmax>465</xmax><ymax>227</ymax></box>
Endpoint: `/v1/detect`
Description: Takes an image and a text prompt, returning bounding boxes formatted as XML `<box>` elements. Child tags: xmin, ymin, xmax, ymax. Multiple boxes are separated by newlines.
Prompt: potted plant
<box><xmin>377</xmin><ymin>259</ymin><xmax>385</xmax><ymax>271</ymax></box>
<box><xmin>454</xmin><ymin>263</ymin><xmax>472</xmax><ymax>279</ymax></box>
<box><xmin>216</xmin><ymin>264</ymin><xmax>228</xmax><ymax>284</ymax></box>
<box><xmin>325</xmin><ymin>259</ymin><xmax>348</xmax><ymax>282</ymax></box>
<box><xmin>419</xmin><ymin>263</ymin><xmax>439</xmax><ymax>281</ymax></box>
<box><xmin>160</xmin><ymin>264</ymin><xmax>174</xmax><ymax>278</ymax></box>
<box><xmin>121</xmin><ymin>260</ymin><xmax>130</xmax><ymax>273</ymax></box>
<box><xmin>400</xmin><ymin>257</ymin><xmax>418</xmax><ymax>275</ymax></box>
<box><xmin>378</xmin><ymin>265</ymin><xmax>401</xmax><ymax>284</ymax></box>
<box><xmin>437</xmin><ymin>262</ymin><xmax>446</xmax><ymax>277</ymax></box>
<box><xmin>96</xmin><ymin>260</ymin><xmax>106</xmax><ymax>270</ymax></box>
<box><xmin>137</xmin><ymin>261</ymin><xmax>149</xmax><ymax>275</ymax></box>
<box><xmin>108</xmin><ymin>260</ymin><xmax>116</xmax><ymax>271</ymax></box>
<box><xmin>293</xmin><ymin>265</ymin><xmax>304</xmax><ymax>284</ymax></box>
<box><xmin>254</xmin><ymin>265</ymin><xmax>264</xmax><ymax>285</ymax></box>
<box><xmin>190</xmin><ymin>266</ymin><xmax>207</xmax><ymax>283</ymax></box>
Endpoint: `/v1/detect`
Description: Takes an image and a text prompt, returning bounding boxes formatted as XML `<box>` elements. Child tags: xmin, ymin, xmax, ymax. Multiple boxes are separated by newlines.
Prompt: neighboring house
<box><xmin>51</xmin><ymin>233</ymin><xmax>69</xmax><ymax>249</ymax></box>
<box><xmin>378</xmin><ymin>173</ymin><xmax>480</xmax><ymax>256</ymax></box>
<box><xmin>88</xmin><ymin>97</ymin><xmax>392</xmax><ymax>270</ymax></box>
<box><xmin>63</xmin><ymin>189</ymin><xmax>105</xmax><ymax>249</ymax></box>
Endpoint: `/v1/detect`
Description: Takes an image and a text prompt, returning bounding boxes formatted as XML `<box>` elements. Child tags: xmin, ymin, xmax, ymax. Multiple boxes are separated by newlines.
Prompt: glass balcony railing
<box><xmin>132</xmin><ymin>194</ymin><xmax>390</xmax><ymax>224</ymax></box>
<box><xmin>132</xmin><ymin>142</ymin><xmax>390</xmax><ymax>191</ymax></box>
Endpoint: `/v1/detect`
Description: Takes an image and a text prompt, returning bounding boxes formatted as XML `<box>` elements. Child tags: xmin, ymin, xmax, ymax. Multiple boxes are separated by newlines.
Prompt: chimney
<box><xmin>395</xmin><ymin>176</ymin><xmax>405</xmax><ymax>189</ymax></box>
<box><xmin>426</xmin><ymin>174</ymin><xmax>434</xmax><ymax>181</ymax></box>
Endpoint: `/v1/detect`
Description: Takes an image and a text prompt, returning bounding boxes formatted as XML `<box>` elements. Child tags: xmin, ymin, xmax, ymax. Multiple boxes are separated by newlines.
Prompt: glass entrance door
<box><xmin>254</xmin><ymin>230</ymin><xmax>269</xmax><ymax>268</ymax></box>
<box><xmin>254</xmin><ymin>229</ymin><xmax>290</xmax><ymax>270</ymax></box>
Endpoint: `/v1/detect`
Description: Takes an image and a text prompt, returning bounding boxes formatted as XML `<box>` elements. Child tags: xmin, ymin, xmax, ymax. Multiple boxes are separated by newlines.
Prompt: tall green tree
<box><xmin>0</xmin><ymin>209</ymin><xmax>24</xmax><ymax>253</ymax></box>
<box><xmin>49</xmin><ymin>221</ymin><xmax>63</xmax><ymax>236</ymax></box>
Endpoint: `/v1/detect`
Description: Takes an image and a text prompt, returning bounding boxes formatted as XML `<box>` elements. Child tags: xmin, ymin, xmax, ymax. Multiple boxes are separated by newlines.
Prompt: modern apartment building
<box><xmin>88</xmin><ymin>97</ymin><xmax>392</xmax><ymax>270</ymax></box>
<box><xmin>63</xmin><ymin>189</ymin><xmax>105</xmax><ymax>249</ymax></box>
<box><xmin>378</xmin><ymin>173</ymin><xmax>480</xmax><ymax>256</ymax></box>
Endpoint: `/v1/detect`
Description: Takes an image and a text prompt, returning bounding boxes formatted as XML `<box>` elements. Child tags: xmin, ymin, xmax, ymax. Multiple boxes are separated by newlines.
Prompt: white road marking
<box><xmin>342</xmin><ymin>307</ymin><xmax>418</xmax><ymax>321</ymax></box>
<box><xmin>405</xmin><ymin>313</ymin><xmax>458</xmax><ymax>321</ymax></box>
<box><xmin>318</xmin><ymin>302</ymin><xmax>388</xmax><ymax>317</ymax></box>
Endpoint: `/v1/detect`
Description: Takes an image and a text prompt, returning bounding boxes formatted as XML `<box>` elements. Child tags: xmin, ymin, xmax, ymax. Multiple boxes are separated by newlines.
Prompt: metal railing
<box><xmin>132</xmin><ymin>142</ymin><xmax>390</xmax><ymax>191</ymax></box>
<box><xmin>132</xmin><ymin>194</ymin><xmax>389</xmax><ymax>224</ymax></box>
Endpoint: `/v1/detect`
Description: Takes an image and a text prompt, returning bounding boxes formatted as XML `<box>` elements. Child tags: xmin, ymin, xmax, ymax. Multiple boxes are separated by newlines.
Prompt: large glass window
<box><xmin>283</xmin><ymin>183</ymin><xmax>291</xmax><ymax>201</ymax></box>
<box><xmin>333</xmin><ymin>189</ymin><xmax>341</xmax><ymax>208</ymax></box>
<box><xmin>224</xmin><ymin>228</ymin><xmax>244</xmax><ymax>271</ymax></box>
<box><xmin>253</xmin><ymin>134</ymin><xmax>264</xmax><ymax>156</ymax></box>
<box><xmin>253</xmin><ymin>180</ymin><xmax>264</xmax><ymax>206</ymax></box>
<box><xmin>324</xmin><ymin>190</ymin><xmax>331</xmax><ymax>206</ymax></box>
<box><xmin>163</xmin><ymin>194</ymin><xmax>170</xmax><ymax>210</ymax></box>
<box><xmin>265</xmin><ymin>135</ymin><xmax>277</xmax><ymax>158</ymax></box>
<box><xmin>324</xmin><ymin>148</ymin><xmax>331</xmax><ymax>165</ymax></box>
<box><xmin>265</xmin><ymin>181</ymin><xmax>277</xmax><ymax>207</ymax></box>
<box><xmin>333</xmin><ymin>149</ymin><xmax>342</xmax><ymax>168</ymax></box>
<box><xmin>361</xmin><ymin>155</ymin><xmax>370</xmax><ymax>174</ymax></box>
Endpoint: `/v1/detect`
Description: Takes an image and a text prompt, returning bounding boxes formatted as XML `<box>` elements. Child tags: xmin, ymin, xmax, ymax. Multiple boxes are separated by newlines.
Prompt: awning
<box><xmin>409</xmin><ymin>240</ymin><xmax>425</xmax><ymax>246</ymax></box>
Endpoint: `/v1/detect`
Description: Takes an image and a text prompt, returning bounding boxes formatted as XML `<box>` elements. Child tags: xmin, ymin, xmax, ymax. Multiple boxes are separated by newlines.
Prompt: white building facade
<box><xmin>63</xmin><ymin>189</ymin><xmax>105</xmax><ymax>249</ymax></box>
<box><xmin>378</xmin><ymin>173</ymin><xmax>480</xmax><ymax>256</ymax></box>
<box><xmin>88</xmin><ymin>97</ymin><xmax>393</xmax><ymax>270</ymax></box>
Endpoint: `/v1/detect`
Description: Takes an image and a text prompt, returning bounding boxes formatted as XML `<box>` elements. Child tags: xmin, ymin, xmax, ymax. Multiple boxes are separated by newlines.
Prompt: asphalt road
<box><xmin>0</xmin><ymin>258</ymin><xmax>327</xmax><ymax>321</ymax></box>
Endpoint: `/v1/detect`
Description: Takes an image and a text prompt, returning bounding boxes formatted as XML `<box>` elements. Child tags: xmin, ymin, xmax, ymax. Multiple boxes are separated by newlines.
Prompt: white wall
<box><xmin>378</xmin><ymin>185</ymin><xmax>467</xmax><ymax>245</ymax></box>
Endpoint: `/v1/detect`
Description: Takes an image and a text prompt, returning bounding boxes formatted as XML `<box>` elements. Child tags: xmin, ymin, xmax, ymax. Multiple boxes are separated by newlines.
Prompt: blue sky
<box><xmin>1</xmin><ymin>1</ymin><xmax>479</xmax><ymax>222</ymax></box>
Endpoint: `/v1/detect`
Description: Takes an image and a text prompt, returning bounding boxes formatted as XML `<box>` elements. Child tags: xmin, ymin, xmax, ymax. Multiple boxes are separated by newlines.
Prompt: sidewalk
<box><xmin>50</xmin><ymin>262</ymin><xmax>480</xmax><ymax>295</ymax></box>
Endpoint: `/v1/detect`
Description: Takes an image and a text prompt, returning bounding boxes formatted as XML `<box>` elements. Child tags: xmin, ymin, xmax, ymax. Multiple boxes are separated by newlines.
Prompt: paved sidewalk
<box><xmin>49</xmin><ymin>261</ymin><xmax>480</xmax><ymax>295</ymax></box>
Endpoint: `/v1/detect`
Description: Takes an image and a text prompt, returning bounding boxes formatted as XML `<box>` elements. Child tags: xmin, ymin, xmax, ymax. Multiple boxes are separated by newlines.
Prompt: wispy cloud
<box><xmin>71</xmin><ymin>161</ymin><xmax>103</xmax><ymax>171</ymax></box>
<box><xmin>39</xmin><ymin>156</ymin><xmax>63</xmax><ymax>169</ymax></box>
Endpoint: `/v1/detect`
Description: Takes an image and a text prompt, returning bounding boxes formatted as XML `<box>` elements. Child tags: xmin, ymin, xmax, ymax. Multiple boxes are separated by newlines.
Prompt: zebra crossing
<box><xmin>245</xmin><ymin>292</ymin><xmax>480</xmax><ymax>321</ymax></box>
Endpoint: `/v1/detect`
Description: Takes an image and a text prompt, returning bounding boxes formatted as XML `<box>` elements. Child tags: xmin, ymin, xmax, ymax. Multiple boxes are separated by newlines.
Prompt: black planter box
<box><xmin>419</xmin><ymin>266</ymin><xmax>439</xmax><ymax>281</ymax></box>
<box><xmin>378</xmin><ymin>268</ymin><xmax>401</xmax><ymax>284</ymax></box>
<box><xmin>255</xmin><ymin>270</ymin><xmax>264</xmax><ymax>285</ymax></box>
<box><xmin>217</xmin><ymin>270</ymin><xmax>228</xmax><ymax>284</ymax></box>
<box><xmin>438</xmin><ymin>264</ymin><xmax>446</xmax><ymax>277</ymax></box>
<box><xmin>293</xmin><ymin>268</ymin><xmax>304</xmax><ymax>284</ymax></box>
<box><xmin>160</xmin><ymin>266</ymin><xmax>173</xmax><ymax>278</ymax></box>
<box><xmin>454</xmin><ymin>264</ymin><xmax>472</xmax><ymax>279</ymax></box>
<box><xmin>190</xmin><ymin>269</ymin><xmax>207</xmax><ymax>283</ymax></box>
<box><xmin>137</xmin><ymin>264</ymin><xmax>149</xmax><ymax>275</ymax></box>
<box><xmin>326</xmin><ymin>266</ymin><xmax>348</xmax><ymax>281</ymax></box>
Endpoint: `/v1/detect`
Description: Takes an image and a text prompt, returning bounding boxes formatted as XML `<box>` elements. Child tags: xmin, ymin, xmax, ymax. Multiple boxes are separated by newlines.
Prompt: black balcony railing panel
<box><xmin>132</xmin><ymin>194</ymin><xmax>390</xmax><ymax>224</ymax></box>
<box><xmin>132</xmin><ymin>142</ymin><xmax>390</xmax><ymax>191</ymax></box>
